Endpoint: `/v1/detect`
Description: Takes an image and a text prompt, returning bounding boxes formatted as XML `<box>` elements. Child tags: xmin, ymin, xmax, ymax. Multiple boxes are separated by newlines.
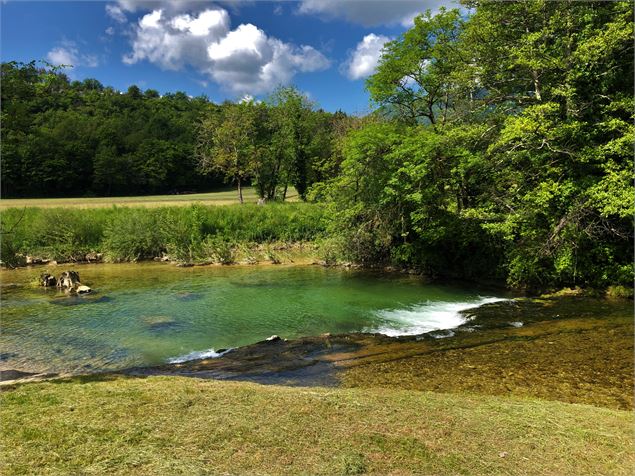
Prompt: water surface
<box><xmin>0</xmin><ymin>263</ymin><xmax>506</xmax><ymax>374</ymax></box>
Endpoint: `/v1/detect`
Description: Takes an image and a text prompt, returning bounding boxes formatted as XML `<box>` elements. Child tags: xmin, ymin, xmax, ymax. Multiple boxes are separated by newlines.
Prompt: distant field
<box><xmin>0</xmin><ymin>188</ymin><xmax>298</xmax><ymax>209</ymax></box>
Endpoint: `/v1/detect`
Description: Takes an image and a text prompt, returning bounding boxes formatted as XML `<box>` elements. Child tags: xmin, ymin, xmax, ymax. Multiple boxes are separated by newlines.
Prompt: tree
<box><xmin>197</xmin><ymin>102</ymin><xmax>260</xmax><ymax>203</ymax></box>
<box><xmin>367</xmin><ymin>8</ymin><xmax>464</xmax><ymax>126</ymax></box>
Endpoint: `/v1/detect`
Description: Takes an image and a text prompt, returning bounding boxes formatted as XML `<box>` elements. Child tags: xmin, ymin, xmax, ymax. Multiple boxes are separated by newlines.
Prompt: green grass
<box><xmin>0</xmin><ymin>202</ymin><xmax>326</xmax><ymax>265</ymax></box>
<box><xmin>0</xmin><ymin>188</ymin><xmax>298</xmax><ymax>209</ymax></box>
<box><xmin>1</xmin><ymin>376</ymin><xmax>632</xmax><ymax>475</ymax></box>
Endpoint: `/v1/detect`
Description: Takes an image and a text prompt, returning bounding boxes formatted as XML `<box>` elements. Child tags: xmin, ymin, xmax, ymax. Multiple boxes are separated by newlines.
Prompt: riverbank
<box><xmin>2</xmin><ymin>376</ymin><xmax>633</xmax><ymax>475</ymax></box>
<box><xmin>0</xmin><ymin>203</ymin><xmax>326</xmax><ymax>268</ymax></box>
<box><xmin>122</xmin><ymin>296</ymin><xmax>633</xmax><ymax>411</ymax></box>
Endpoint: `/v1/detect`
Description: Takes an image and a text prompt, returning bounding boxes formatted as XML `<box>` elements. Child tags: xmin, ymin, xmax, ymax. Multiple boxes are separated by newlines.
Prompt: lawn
<box><xmin>0</xmin><ymin>188</ymin><xmax>298</xmax><ymax>209</ymax></box>
<box><xmin>1</xmin><ymin>376</ymin><xmax>633</xmax><ymax>475</ymax></box>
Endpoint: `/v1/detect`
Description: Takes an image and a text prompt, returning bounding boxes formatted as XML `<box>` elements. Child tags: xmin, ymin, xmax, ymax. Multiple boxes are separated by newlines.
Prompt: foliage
<box><xmin>0</xmin><ymin>203</ymin><xmax>326</xmax><ymax>265</ymax></box>
<box><xmin>317</xmin><ymin>1</ymin><xmax>633</xmax><ymax>290</ymax></box>
<box><xmin>196</xmin><ymin>87</ymin><xmax>343</xmax><ymax>203</ymax></box>
<box><xmin>1</xmin><ymin>61</ymin><xmax>220</xmax><ymax>198</ymax></box>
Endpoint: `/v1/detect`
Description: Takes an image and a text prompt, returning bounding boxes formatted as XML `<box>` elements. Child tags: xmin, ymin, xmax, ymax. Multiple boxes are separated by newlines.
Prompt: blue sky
<box><xmin>1</xmin><ymin>0</ymin><xmax>454</xmax><ymax>113</ymax></box>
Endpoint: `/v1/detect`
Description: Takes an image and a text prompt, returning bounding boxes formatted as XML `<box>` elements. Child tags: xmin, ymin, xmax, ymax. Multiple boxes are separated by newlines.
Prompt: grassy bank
<box><xmin>0</xmin><ymin>203</ymin><xmax>326</xmax><ymax>267</ymax></box>
<box><xmin>1</xmin><ymin>376</ymin><xmax>632</xmax><ymax>475</ymax></box>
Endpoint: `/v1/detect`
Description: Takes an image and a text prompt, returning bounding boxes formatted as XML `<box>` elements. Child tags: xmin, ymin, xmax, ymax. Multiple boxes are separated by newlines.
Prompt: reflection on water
<box><xmin>0</xmin><ymin>263</ymin><xmax>508</xmax><ymax>374</ymax></box>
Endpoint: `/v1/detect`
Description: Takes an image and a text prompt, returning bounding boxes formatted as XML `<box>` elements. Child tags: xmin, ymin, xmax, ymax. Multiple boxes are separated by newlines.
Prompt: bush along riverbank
<box><xmin>0</xmin><ymin>203</ymin><xmax>327</xmax><ymax>267</ymax></box>
<box><xmin>1</xmin><ymin>202</ymin><xmax>632</xmax><ymax>297</ymax></box>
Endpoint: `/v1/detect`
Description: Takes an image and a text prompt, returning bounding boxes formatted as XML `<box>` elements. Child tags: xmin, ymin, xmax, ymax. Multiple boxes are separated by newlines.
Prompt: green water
<box><xmin>0</xmin><ymin>263</ymin><xmax>507</xmax><ymax>374</ymax></box>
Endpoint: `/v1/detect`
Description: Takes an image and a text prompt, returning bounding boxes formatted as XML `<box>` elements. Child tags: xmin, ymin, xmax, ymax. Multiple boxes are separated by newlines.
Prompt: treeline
<box><xmin>1</xmin><ymin>62</ymin><xmax>351</xmax><ymax>198</ymax></box>
<box><xmin>317</xmin><ymin>1</ymin><xmax>634</xmax><ymax>290</ymax></box>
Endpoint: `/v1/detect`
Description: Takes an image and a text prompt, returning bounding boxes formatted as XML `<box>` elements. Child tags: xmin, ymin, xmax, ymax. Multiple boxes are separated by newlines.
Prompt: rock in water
<box><xmin>57</xmin><ymin>271</ymin><xmax>81</xmax><ymax>290</ymax></box>
<box><xmin>40</xmin><ymin>273</ymin><xmax>57</xmax><ymax>287</ymax></box>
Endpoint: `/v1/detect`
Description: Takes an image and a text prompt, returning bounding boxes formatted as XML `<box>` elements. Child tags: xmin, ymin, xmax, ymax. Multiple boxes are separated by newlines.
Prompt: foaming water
<box><xmin>167</xmin><ymin>348</ymin><xmax>231</xmax><ymax>364</ymax></box>
<box><xmin>368</xmin><ymin>297</ymin><xmax>507</xmax><ymax>337</ymax></box>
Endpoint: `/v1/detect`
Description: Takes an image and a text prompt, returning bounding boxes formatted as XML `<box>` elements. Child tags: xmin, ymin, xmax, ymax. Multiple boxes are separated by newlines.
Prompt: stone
<box><xmin>57</xmin><ymin>271</ymin><xmax>81</xmax><ymax>290</ymax></box>
<box><xmin>265</xmin><ymin>335</ymin><xmax>282</xmax><ymax>342</ymax></box>
<box><xmin>85</xmin><ymin>252</ymin><xmax>103</xmax><ymax>262</ymax></box>
<box><xmin>76</xmin><ymin>285</ymin><xmax>92</xmax><ymax>294</ymax></box>
<box><xmin>40</xmin><ymin>273</ymin><xmax>57</xmax><ymax>287</ymax></box>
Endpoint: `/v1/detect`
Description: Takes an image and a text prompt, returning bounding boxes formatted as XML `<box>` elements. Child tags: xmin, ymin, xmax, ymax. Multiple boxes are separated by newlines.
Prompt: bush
<box><xmin>102</xmin><ymin>209</ymin><xmax>163</xmax><ymax>261</ymax></box>
<box><xmin>0</xmin><ymin>203</ymin><xmax>327</xmax><ymax>267</ymax></box>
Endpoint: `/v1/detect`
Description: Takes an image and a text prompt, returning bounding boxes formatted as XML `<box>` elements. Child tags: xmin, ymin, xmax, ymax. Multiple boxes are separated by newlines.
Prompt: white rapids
<box><xmin>367</xmin><ymin>297</ymin><xmax>507</xmax><ymax>337</ymax></box>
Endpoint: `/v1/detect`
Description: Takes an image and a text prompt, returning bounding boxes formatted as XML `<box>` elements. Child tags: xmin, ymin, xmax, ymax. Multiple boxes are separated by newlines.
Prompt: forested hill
<box><xmin>0</xmin><ymin>63</ymin><xmax>348</xmax><ymax>198</ymax></box>
<box><xmin>1</xmin><ymin>65</ymin><xmax>214</xmax><ymax>197</ymax></box>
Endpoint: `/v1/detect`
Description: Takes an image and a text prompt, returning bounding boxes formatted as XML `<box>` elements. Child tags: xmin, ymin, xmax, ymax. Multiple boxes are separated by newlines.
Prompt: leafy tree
<box><xmin>197</xmin><ymin>102</ymin><xmax>260</xmax><ymax>203</ymax></box>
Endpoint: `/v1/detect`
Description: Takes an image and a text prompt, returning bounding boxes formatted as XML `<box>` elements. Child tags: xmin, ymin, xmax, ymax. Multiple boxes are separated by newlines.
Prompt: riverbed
<box><xmin>0</xmin><ymin>262</ymin><xmax>508</xmax><ymax>375</ymax></box>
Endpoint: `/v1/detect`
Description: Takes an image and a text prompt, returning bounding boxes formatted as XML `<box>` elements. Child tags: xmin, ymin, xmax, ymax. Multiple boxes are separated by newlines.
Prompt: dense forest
<box><xmin>1</xmin><ymin>0</ymin><xmax>633</xmax><ymax>291</ymax></box>
<box><xmin>1</xmin><ymin>64</ymin><xmax>349</xmax><ymax>198</ymax></box>
<box><xmin>318</xmin><ymin>1</ymin><xmax>634</xmax><ymax>290</ymax></box>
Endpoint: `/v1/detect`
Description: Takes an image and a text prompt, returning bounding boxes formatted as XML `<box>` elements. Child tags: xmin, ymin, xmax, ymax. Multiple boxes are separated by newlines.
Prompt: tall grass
<box><xmin>0</xmin><ymin>203</ymin><xmax>326</xmax><ymax>265</ymax></box>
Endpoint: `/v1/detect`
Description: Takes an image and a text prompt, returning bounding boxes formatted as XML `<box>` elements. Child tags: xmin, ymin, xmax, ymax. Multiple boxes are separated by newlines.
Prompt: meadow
<box><xmin>2</xmin><ymin>376</ymin><xmax>632</xmax><ymax>475</ymax></box>
<box><xmin>0</xmin><ymin>188</ymin><xmax>298</xmax><ymax>210</ymax></box>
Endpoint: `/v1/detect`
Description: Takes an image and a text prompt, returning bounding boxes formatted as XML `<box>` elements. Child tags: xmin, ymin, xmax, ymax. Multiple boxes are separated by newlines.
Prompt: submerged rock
<box><xmin>40</xmin><ymin>273</ymin><xmax>57</xmax><ymax>287</ymax></box>
<box><xmin>56</xmin><ymin>270</ymin><xmax>91</xmax><ymax>294</ymax></box>
<box><xmin>57</xmin><ymin>271</ymin><xmax>81</xmax><ymax>290</ymax></box>
<box><xmin>175</xmin><ymin>292</ymin><xmax>203</xmax><ymax>302</ymax></box>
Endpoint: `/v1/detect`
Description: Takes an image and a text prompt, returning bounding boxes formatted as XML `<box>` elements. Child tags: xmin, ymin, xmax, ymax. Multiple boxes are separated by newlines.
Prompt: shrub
<box><xmin>102</xmin><ymin>208</ymin><xmax>163</xmax><ymax>261</ymax></box>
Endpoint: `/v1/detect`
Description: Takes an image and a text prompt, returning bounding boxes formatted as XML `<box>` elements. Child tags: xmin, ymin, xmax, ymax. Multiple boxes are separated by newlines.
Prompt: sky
<box><xmin>1</xmin><ymin>0</ymin><xmax>456</xmax><ymax>113</ymax></box>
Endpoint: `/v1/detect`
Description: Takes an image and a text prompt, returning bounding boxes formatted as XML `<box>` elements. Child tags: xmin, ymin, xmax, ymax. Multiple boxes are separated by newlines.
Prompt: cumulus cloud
<box><xmin>123</xmin><ymin>7</ymin><xmax>330</xmax><ymax>95</ymax></box>
<box><xmin>342</xmin><ymin>33</ymin><xmax>391</xmax><ymax>80</ymax></box>
<box><xmin>206</xmin><ymin>23</ymin><xmax>329</xmax><ymax>94</ymax></box>
<box><xmin>47</xmin><ymin>41</ymin><xmax>99</xmax><ymax>68</ymax></box>
<box><xmin>123</xmin><ymin>8</ymin><xmax>230</xmax><ymax>70</ymax></box>
<box><xmin>298</xmin><ymin>0</ymin><xmax>450</xmax><ymax>27</ymax></box>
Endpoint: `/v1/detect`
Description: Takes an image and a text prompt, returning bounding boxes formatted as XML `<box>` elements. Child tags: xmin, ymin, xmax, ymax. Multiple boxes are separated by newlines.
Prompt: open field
<box><xmin>1</xmin><ymin>376</ymin><xmax>633</xmax><ymax>475</ymax></box>
<box><xmin>0</xmin><ymin>188</ymin><xmax>299</xmax><ymax>209</ymax></box>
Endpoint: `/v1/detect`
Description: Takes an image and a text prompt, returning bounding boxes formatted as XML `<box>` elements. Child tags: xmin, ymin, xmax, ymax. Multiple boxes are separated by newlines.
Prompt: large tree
<box><xmin>197</xmin><ymin>101</ymin><xmax>261</xmax><ymax>203</ymax></box>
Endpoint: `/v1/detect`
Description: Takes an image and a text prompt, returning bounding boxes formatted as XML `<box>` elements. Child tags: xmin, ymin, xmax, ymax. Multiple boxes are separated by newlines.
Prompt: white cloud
<box><xmin>342</xmin><ymin>33</ymin><xmax>391</xmax><ymax>80</ymax></box>
<box><xmin>46</xmin><ymin>41</ymin><xmax>99</xmax><ymax>68</ymax></box>
<box><xmin>298</xmin><ymin>0</ymin><xmax>450</xmax><ymax>27</ymax></box>
<box><xmin>123</xmin><ymin>8</ymin><xmax>230</xmax><ymax>70</ymax></box>
<box><xmin>207</xmin><ymin>23</ymin><xmax>329</xmax><ymax>94</ymax></box>
<box><xmin>106</xmin><ymin>4</ymin><xmax>127</xmax><ymax>23</ymax></box>
<box><xmin>123</xmin><ymin>7</ymin><xmax>330</xmax><ymax>95</ymax></box>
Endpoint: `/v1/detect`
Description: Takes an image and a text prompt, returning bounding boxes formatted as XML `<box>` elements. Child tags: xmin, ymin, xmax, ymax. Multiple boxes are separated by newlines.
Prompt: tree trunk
<box><xmin>237</xmin><ymin>177</ymin><xmax>243</xmax><ymax>204</ymax></box>
<box><xmin>282</xmin><ymin>183</ymin><xmax>288</xmax><ymax>201</ymax></box>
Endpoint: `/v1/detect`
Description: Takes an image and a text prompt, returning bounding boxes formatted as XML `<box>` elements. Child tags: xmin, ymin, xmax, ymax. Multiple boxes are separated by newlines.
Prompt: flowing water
<box><xmin>0</xmin><ymin>263</ymin><xmax>508</xmax><ymax>374</ymax></box>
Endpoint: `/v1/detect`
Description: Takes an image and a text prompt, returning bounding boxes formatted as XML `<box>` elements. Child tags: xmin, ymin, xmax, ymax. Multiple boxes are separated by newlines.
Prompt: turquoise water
<box><xmin>0</xmin><ymin>263</ymin><xmax>505</xmax><ymax>374</ymax></box>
